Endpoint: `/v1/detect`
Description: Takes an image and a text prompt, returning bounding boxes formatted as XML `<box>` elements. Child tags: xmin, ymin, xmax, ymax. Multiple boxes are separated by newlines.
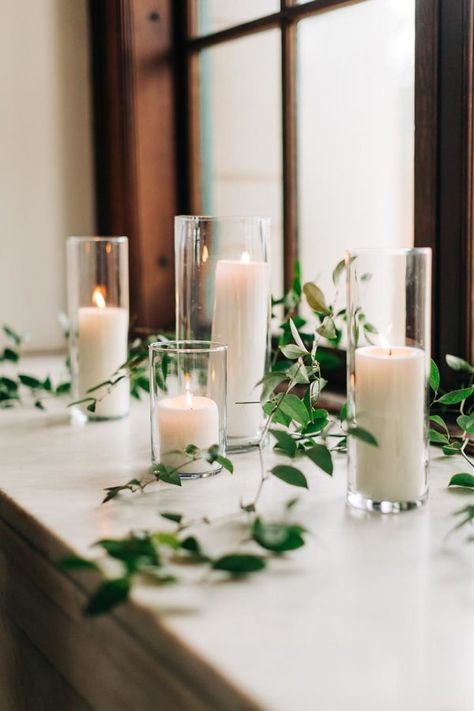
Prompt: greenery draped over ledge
<box><xmin>1</xmin><ymin>262</ymin><xmax>473</xmax><ymax>616</ymax></box>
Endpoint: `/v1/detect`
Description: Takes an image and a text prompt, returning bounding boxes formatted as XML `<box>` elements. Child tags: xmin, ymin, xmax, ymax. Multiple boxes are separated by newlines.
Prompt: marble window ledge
<box><xmin>0</xmin><ymin>357</ymin><xmax>473</xmax><ymax>711</ymax></box>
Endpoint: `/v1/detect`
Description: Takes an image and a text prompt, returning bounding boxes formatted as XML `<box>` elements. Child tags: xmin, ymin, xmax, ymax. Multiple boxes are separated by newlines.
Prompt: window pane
<box><xmin>298</xmin><ymin>0</ymin><xmax>415</xmax><ymax>315</ymax></box>
<box><xmin>194</xmin><ymin>0</ymin><xmax>279</xmax><ymax>36</ymax></box>
<box><xmin>199</xmin><ymin>31</ymin><xmax>283</xmax><ymax>298</ymax></box>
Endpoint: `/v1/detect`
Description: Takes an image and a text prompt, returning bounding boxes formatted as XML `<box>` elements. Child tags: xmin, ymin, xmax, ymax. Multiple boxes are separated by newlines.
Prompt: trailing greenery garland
<box><xmin>2</xmin><ymin>261</ymin><xmax>473</xmax><ymax>616</ymax></box>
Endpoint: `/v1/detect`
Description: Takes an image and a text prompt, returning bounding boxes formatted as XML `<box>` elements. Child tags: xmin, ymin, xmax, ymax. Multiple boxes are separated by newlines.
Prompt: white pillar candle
<box><xmin>211</xmin><ymin>253</ymin><xmax>269</xmax><ymax>440</ymax></box>
<box><xmin>78</xmin><ymin>288</ymin><xmax>129</xmax><ymax>418</ymax></box>
<box><xmin>157</xmin><ymin>392</ymin><xmax>219</xmax><ymax>474</ymax></box>
<box><xmin>353</xmin><ymin>346</ymin><xmax>426</xmax><ymax>502</ymax></box>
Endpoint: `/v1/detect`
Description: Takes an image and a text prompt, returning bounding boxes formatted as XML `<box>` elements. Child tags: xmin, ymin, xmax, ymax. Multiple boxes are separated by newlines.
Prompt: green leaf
<box><xmin>58</xmin><ymin>555</ymin><xmax>99</xmax><ymax>572</ymax></box>
<box><xmin>429</xmin><ymin>428</ymin><xmax>450</xmax><ymax>445</ymax></box>
<box><xmin>278</xmin><ymin>394</ymin><xmax>310</xmax><ymax>427</ymax></box>
<box><xmin>252</xmin><ymin>518</ymin><xmax>306</xmax><ymax>553</ymax></box>
<box><xmin>270</xmin><ymin>428</ymin><xmax>297</xmax><ymax>458</ymax></box>
<box><xmin>96</xmin><ymin>534</ymin><xmax>160</xmax><ymax>572</ymax></box>
<box><xmin>430</xmin><ymin>414</ymin><xmax>449</xmax><ymax>434</ymax></box>
<box><xmin>305</xmin><ymin>444</ymin><xmax>333</xmax><ymax>475</ymax></box>
<box><xmin>340</xmin><ymin>402</ymin><xmax>348</xmax><ymax>422</ymax></box>
<box><xmin>429</xmin><ymin>360</ymin><xmax>440</xmax><ymax>392</ymax></box>
<box><xmin>68</xmin><ymin>396</ymin><xmax>94</xmax><ymax>409</ymax></box>
<box><xmin>42</xmin><ymin>376</ymin><xmax>52</xmax><ymax>392</ymax></box>
<box><xmin>18</xmin><ymin>374</ymin><xmax>42</xmax><ymax>389</ymax></box>
<box><xmin>160</xmin><ymin>512</ymin><xmax>183</xmax><ymax>524</ymax></box>
<box><xmin>0</xmin><ymin>376</ymin><xmax>18</xmax><ymax>392</ymax></box>
<box><xmin>34</xmin><ymin>400</ymin><xmax>45</xmax><ymax>411</ymax></box>
<box><xmin>438</xmin><ymin>386</ymin><xmax>474</xmax><ymax>405</ymax></box>
<box><xmin>55</xmin><ymin>382</ymin><xmax>71</xmax><ymax>395</ymax></box>
<box><xmin>316</xmin><ymin>317</ymin><xmax>337</xmax><ymax>340</ymax></box>
<box><xmin>212</xmin><ymin>554</ymin><xmax>266</xmax><ymax>575</ymax></box>
<box><xmin>448</xmin><ymin>473</ymin><xmax>474</xmax><ymax>489</ymax></box>
<box><xmin>303</xmin><ymin>283</ymin><xmax>330</xmax><ymax>315</ymax></box>
<box><xmin>443</xmin><ymin>443</ymin><xmax>462</xmax><ymax>456</ymax></box>
<box><xmin>291</xmin><ymin>260</ymin><xmax>302</xmax><ymax>297</ymax></box>
<box><xmin>347</xmin><ymin>426</ymin><xmax>377</xmax><ymax>446</ymax></box>
<box><xmin>2</xmin><ymin>347</ymin><xmax>19</xmax><ymax>362</ymax></box>
<box><xmin>3</xmin><ymin>324</ymin><xmax>22</xmax><ymax>346</ymax></box>
<box><xmin>363</xmin><ymin>322</ymin><xmax>378</xmax><ymax>334</ymax></box>
<box><xmin>289</xmin><ymin>318</ymin><xmax>307</xmax><ymax>352</ymax></box>
<box><xmin>457</xmin><ymin>414</ymin><xmax>474</xmax><ymax>434</ymax></box>
<box><xmin>271</xmin><ymin>465</ymin><xmax>308</xmax><ymax>489</ymax></box>
<box><xmin>206</xmin><ymin>444</ymin><xmax>234</xmax><ymax>473</ymax></box>
<box><xmin>286</xmin><ymin>497</ymin><xmax>300</xmax><ymax>510</ymax></box>
<box><xmin>280</xmin><ymin>344</ymin><xmax>308</xmax><ymax>360</ymax></box>
<box><xmin>84</xmin><ymin>577</ymin><xmax>131</xmax><ymax>616</ymax></box>
<box><xmin>302</xmin><ymin>415</ymin><xmax>329</xmax><ymax>436</ymax></box>
<box><xmin>446</xmin><ymin>354</ymin><xmax>474</xmax><ymax>373</ymax></box>
<box><xmin>179</xmin><ymin>536</ymin><xmax>209</xmax><ymax>562</ymax></box>
<box><xmin>159</xmin><ymin>471</ymin><xmax>182</xmax><ymax>487</ymax></box>
<box><xmin>332</xmin><ymin>259</ymin><xmax>346</xmax><ymax>286</ymax></box>
<box><xmin>152</xmin><ymin>532</ymin><xmax>180</xmax><ymax>549</ymax></box>
<box><xmin>263</xmin><ymin>399</ymin><xmax>292</xmax><ymax>427</ymax></box>
<box><xmin>259</xmin><ymin>372</ymin><xmax>288</xmax><ymax>403</ymax></box>
<box><xmin>87</xmin><ymin>400</ymin><xmax>97</xmax><ymax>413</ymax></box>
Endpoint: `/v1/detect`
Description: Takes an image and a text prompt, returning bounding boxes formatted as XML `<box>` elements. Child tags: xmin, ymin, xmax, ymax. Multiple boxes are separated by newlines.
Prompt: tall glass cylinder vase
<box><xmin>149</xmin><ymin>341</ymin><xmax>227</xmax><ymax>479</ymax></box>
<box><xmin>67</xmin><ymin>237</ymin><xmax>129</xmax><ymax>421</ymax></box>
<box><xmin>175</xmin><ymin>216</ymin><xmax>271</xmax><ymax>452</ymax></box>
<box><xmin>346</xmin><ymin>248</ymin><xmax>431</xmax><ymax>512</ymax></box>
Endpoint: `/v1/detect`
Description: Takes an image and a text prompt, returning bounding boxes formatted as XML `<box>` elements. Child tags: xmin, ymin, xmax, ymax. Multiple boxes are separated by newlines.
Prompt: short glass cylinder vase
<box><xmin>67</xmin><ymin>237</ymin><xmax>129</xmax><ymax>421</ymax></box>
<box><xmin>175</xmin><ymin>215</ymin><xmax>271</xmax><ymax>452</ymax></box>
<box><xmin>346</xmin><ymin>248</ymin><xmax>431</xmax><ymax>513</ymax></box>
<box><xmin>149</xmin><ymin>341</ymin><xmax>227</xmax><ymax>479</ymax></box>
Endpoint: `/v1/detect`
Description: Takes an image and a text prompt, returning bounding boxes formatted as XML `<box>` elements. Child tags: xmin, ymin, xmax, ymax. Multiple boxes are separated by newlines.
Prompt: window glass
<box><xmin>297</xmin><ymin>0</ymin><xmax>415</xmax><ymax>321</ymax></box>
<box><xmin>194</xmin><ymin>0</ymin><xmax>278</xmax><ymax>36</ymax></box>
<box><xmin>199</xmin><ymin>30</ymin><xmax>284</xmax><ymax>299</ymax></box>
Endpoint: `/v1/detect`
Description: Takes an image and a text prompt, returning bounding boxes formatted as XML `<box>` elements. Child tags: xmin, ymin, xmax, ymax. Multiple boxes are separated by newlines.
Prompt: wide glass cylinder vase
<box><xmin>149</xmin><ymin>341</ymin><xmax>227</xmax><ymax>479</ymax></box>
<box><xmin>346</xmin><ymin>248</ymin><xmax>431</xmax><ymax>512</ymax></box>
<box><xmin>67</xmin><ymin>237</ymin><xmax>129</xmax><ymax>421</ymax></box>
<box><xmin>175</xmin><ymin>216</ymin><xmax>271</xmax><ymax>452</ymax></box>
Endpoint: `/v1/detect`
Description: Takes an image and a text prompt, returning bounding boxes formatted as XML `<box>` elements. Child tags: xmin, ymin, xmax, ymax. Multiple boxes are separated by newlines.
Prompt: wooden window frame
<box><xmin>89</xmin><ymin>0</ymin><xmax>474</xmax><ymax>384</ymax></box>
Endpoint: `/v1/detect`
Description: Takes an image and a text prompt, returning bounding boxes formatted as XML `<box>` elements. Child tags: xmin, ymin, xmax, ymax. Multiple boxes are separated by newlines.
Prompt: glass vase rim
<box><xmin>67</xmin><ymin>236</ymin><xmax>128</xmax><ymax>243</ymax></box>
<box><xmin>175</xmin><ymin>215</ymin><xmax>270</xmax><ymax>224</ymax></box>
<box><xmin>346</xmin><ymin>247</ymin><xmax>431</xmax><ymax>258</ymax></box>
<box><xmin>149</xmin><ymin>339</ymin><xmax>228</xmax><ymax>354</ymax></box>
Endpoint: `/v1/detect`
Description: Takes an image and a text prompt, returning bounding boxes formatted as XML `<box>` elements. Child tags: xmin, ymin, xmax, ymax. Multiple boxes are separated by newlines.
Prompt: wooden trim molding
<box><xmin>89</xmin><ymin>0</ymin><xmax>177</xmax><ymax>329</ymax></box>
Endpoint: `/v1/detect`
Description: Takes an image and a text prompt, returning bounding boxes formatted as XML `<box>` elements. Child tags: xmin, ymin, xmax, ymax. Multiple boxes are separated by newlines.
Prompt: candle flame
<box><xmin>240</xmin><ymin>251</ymin><xmax>250</xmax><ymax>264</ymax></box>
<box><xmin>378</xmin><ymin>333</ymin><xmax>391</xmax><ymax>352</ymax></box>
<box><xmin>92</xmin><ymin>286</ymin><xmax>106</xmax><ymax>309</ymax></box>
<box><xmin>184</xmin><ymin>374</ymin><xmax>193</xmax><ymax>409</ymax></box>
<box><xmin>202</xmin><ymin>245</ymin><xmax>209</xmax><ymax>263</ymax></box>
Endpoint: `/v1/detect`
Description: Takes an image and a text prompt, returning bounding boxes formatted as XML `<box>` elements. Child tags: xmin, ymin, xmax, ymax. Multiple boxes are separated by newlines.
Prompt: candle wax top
<box><xmin>158</xmin><ymin>394</ymin><xmax>217</xmax><ymax>411</ymax></box>
<box><xmin>356</xmin><ymin>346</ymin><xmax>424</xmax><ymax>360</ymax></box>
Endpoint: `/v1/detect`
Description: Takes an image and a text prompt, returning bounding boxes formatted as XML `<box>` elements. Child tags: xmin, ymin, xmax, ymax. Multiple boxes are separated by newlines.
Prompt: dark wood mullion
<box><xmin>437</xmin><ymin>0</ymin><xmax>474</xmax><ymax>377</ymax></box>
<box><xmin>89</xmin><ymin>0</ymin><xmax>177</xmax><ymax>329</ymax></box>
<box><xmin>186</xmin><ymin>0</ymin><xmax>360</xmax><ymax>50</ymax></box>
<box><xmin>465</xmin><ymin>0</ymin><xmax>474</xmax><ymax>363</ymax></box>
<box><xmin>414</xmin><ymin>0</ymin><xmax>439</xmax><ymax>362</ymax></box>
<box><xmin>89</xmin><ymin>0</ymin><xmax>143</xmax><ymax>320</ymax></box>
<box><xmin>281</xmin><ymin>0</ymin><xmax>298</xmax><ymax>291</ymax></box>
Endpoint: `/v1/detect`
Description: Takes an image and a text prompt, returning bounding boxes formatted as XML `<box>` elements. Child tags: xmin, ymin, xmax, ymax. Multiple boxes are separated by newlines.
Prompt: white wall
<box><xmin>0</xmin><ymin>0</ymin><xmax>95</xmax><ymax>352</ymax></box>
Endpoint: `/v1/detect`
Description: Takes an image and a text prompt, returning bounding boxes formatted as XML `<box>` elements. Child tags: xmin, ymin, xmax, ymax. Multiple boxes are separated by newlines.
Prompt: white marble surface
<box><xmin>1</xmin><ymin>356</ymin><xmax>474</xmax><ymax>711</ymax></box>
